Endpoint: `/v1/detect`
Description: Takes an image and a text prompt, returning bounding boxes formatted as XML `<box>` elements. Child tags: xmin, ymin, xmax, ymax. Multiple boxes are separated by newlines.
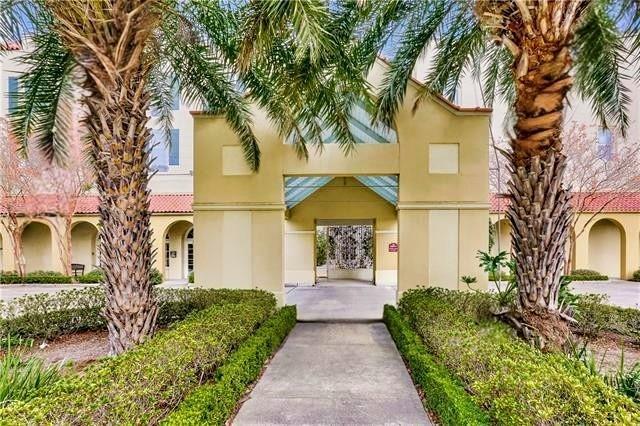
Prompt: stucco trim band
<box><xmin>397</xmin><ymin>202</ymin><xmax>490</xmax><ymax>210</ymax></box>
<box><xmin>193</xmin><ymin>203</ymin><xmax>286</xmax><ymax>211</ymax></box>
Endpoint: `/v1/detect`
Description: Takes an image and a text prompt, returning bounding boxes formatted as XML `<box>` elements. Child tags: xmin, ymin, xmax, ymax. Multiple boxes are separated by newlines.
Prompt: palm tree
<box><xmin>0</xmin><ymin>0</ymin><xmax>370</xmax><ymax>354</ymax></box>
<box><xmin>362</xmin><ymin>0</ymin><xmax>638</xmax><ymax>347</ymax></box>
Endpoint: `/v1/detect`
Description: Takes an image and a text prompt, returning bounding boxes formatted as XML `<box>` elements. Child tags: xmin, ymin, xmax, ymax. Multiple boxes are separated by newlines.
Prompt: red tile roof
<box><xmin>1</xmin><ymin>41</ymin><xmax>22</xmax><ymax>51</ymax></box>
<box><xmin>491</xmin><ymin>193</ymin><xmax>640</xmax><ymax>213</ymax></box>
<box><xmin>1</xmin><ymin>194</ymin><xmax>193</xmax><ymax>215</ymax></box>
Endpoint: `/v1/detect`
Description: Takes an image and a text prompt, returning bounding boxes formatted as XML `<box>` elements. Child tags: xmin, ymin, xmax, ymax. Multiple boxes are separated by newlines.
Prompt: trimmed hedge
<box><xmin>631</xmin><ymin>269</ymin><xmax>640</xmax><ymax>282</ymax></box>
<box><xmin>569</xmin><ymin>269</ymin><xmax>609</xmax><ymax>281</ymax></box>
<box><xmin>0</xmin><ymin>287</ymin><xmax>276</xmax><ymax>341</ymax></box>
<box><xmin>399</xmin><ymin>288</ymin><xmax>640</xmax><ymax>425</ymax></box>
<box><xmin>74</xmin><ymin>267</ymin><xmax>163</xmax><ymax>284</ymax></box>
<box><xmin>0</xmin><ymin>296</ymin><xmax>276</xmax><ymax>425</ymax></box>
<box><xmin>383</xmin><ymin>305</ymin><xmax>489</xmax><ymax>426</ymax></box>
<box><xmin>0</xmin><ymin>271</ymin><xmax>73</xmax><ymax>284</ymax></box>
<box><xmin>163</xmin><ymin>305</ymin><xmax>297</xmax><ymax>425</ymax></box>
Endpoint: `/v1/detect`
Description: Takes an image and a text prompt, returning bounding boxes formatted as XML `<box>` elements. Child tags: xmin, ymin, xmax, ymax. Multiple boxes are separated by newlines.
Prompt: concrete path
<box><xmin>233</xmin><ymin>322</ymin><xmax>431</xmax><ymax>425</ymax></box>
<box><xmin>286</xmin><ymin>282</ymin><xmax>397</xmax><ymax>321</ymax></box>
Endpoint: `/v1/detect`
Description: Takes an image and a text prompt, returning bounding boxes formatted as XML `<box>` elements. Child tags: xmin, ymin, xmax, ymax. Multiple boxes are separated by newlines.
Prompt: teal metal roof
<box><xmin>284</xmin><ymin>101</ymin><xmax>399</xmax><ymax>209</ymax></box>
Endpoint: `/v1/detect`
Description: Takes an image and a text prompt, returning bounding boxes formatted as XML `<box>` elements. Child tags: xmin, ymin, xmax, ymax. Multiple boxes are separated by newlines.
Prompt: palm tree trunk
<box><xmin>507</xmin><ymin>41</ymin><xmax>574</xmax><ymax>346</ymax></box>
<box><xmin>86</xmin><ymin>81</ymin><xmax>158</xmax><ymax>354</ymax></box>
<box><xmin>46</xmin><ymin>0</ymin><xmax>160</xmax><ymax>354</ymax></box>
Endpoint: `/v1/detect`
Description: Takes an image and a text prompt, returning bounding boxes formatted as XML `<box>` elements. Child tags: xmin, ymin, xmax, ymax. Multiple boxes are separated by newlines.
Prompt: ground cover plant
<box><xmin>0</xmin><ymin>349</ymin><xmax>62</xmax><ymax>407</ymax></box>
<box><xmin>163</xmin><ymin>305</ymin><xmax>297</xmax><ymax>425</ymax></box>
<box><xmin>0</xmin><ymin>294</ymin><xmax>276</xmax><ymax>425</ymax></box>
<box><xmin>399</xmin><ymin>288</ymin><xmax>640</xmax><ymax>425</ymax></box>
<box><xmin>383</xmin><ymin>305</ymin><xmax>489</xmax><ymax>426</ymax></box>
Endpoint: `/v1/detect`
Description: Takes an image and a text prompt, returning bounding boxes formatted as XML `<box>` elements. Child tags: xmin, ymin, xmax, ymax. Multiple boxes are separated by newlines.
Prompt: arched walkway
<box><xmin>21</xmin><ymin>221</ymin><xmax>53</xmax><ymax>273</ymax></box>
<box><xmin>588</xmin><ymin>219</ymin><xmax>625</xmax><ymax>278</ymax></box>
<box><xmin>71</xmin><ymin>221</ymin><xmax>99</xmax><ymax>272</ymax></box>
<box><xmin>163</xmin><ymin>220</ymin><xmax>193</xmax><ymax>280</ymax></box>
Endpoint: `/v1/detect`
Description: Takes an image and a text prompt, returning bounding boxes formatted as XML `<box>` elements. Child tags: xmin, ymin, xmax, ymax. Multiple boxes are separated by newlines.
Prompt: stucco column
<box><xmin>624</xmin><ymin>222</ymin><xmax>640</xmax><ymax>279</ymax></box>
<box><xmin>397</xmin><ymin>208</ymin><xmax>429</xmax><ymax>298</ymax></box>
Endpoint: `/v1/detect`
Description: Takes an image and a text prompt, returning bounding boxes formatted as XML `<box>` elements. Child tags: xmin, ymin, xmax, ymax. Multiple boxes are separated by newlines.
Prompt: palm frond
<box><xmin>574</xmin><ymin>1</ymin><xmax>631</xmax><ymax>136</ymax></box>
<box><xmin>10</xmin><ymin>28</ymin><xmax>75</xmax><ymax>162</ymax></box>
<box><xmin>373</xmin><ymin>0</ymin><xmax>452</xmax><ymax>126</ymax></box>
<box><xmin>160</xmin><ymin>14</ymin><xmax>260</xmax><ymax>170</ymax></box>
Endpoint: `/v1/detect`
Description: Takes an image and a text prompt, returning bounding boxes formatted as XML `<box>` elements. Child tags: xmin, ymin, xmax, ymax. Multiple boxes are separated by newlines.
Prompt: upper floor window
<box><xmin>149</xmin><ymin>129</ymin><xmax>180</xmax><ymax>172</ymax></box>
<box><xmin>8</xmin><ymin>76</ymin><xmax>19</xmax><ymax>113</ymax></box>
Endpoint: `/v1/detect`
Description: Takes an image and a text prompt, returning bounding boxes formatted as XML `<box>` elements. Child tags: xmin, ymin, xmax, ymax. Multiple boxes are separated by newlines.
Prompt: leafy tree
<box><xmin>0</xmin><ymin>0</ymin><xmax>369</xmax><ymax>354</ymax></box>
<box><xmin>362</xmin><ymin>0</ymin><xmax>637</xmax><ymax>348</ymax></box>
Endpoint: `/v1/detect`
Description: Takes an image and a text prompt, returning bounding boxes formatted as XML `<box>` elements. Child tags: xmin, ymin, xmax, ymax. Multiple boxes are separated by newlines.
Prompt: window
<box><xmin>8</xmin><ymin>76</ymin><xmax>19</xmax><ymax>113</ymax></box>
<box><xmin>149</xmin><ymin>129</ymin><xmax>179</xmax><ymax>171</ymax></box>
<box><xmin>171</xmin><ymin>84</ymin><xmax>180</xmax><ymax>110</ymax></box>
<box><xmin>169</xmin><ymin>129</ymin><xmax>180</xmax><ymax>166</ymax></box>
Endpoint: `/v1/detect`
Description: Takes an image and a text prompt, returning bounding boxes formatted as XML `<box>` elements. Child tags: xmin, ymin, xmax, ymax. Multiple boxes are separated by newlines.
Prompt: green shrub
<box><xmin>383</xmin><ymin>305</ymin><xmax>489</xmax><ymax>426</ymax></box>
<box><xmin>0</xmin><ymin>271</ymin><xmax>73</xmax><ymax>284</ymax></box>
<box><xmin>76</xmin><ymin>269</ymin><xmax>103</xmax><ymax>284</ymax></box>
<box><xmin>606</xmin><ymin>362</ymin><xmax>640</xmax><ymax>404</ymax></box>
<box><xmin>569</xmin><ymin>269</ymin><xmax>609</xmax><ymax>281</ymax></box>
<box><xmin>0</xmin><ymin>287</ymin><xmax>276</xmax><ymax>341</ymax></box>
<box><xmin>150</xmin><ymin>268</ymin><xmax>164</xmax><ymax>285</ymax></box>
<box><xmin>631</xmin><ymin>269</ymin><xmax>640</xmax><ymax>282</ymax></box>
<box><xmin>0</xmin><ymin>352</ymin><xmax>62</xmax><ymax>407</ymax></box>
<box><xmin>188</xmin><ymin>272</ymin><xmax>194</xmax><ymax>284</ymax></box>
<box><xmin>163</xmin><ymin>305</ymin><xmax>297</xmax><ymax>425</ymax></box>
<box><xmin>399</xmin><ymin>288</ymin><xmax>640</xmax><ymax>425</ymax></box>
<box><xmin>574</xmin><ymin>294</ymin><xmax>640</xmax><ymax>343</ymax></box>
<box><xmin>0</xmin><ymin>297</ymin><xmax>276</xmax><ymax>425</ymax></box>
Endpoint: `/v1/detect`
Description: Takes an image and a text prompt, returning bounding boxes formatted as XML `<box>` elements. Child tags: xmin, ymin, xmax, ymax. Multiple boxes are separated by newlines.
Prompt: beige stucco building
<box><xmin>191</xmin><ymin>60</ymin><xmax>491</xmax><ymax>303</ymax></box>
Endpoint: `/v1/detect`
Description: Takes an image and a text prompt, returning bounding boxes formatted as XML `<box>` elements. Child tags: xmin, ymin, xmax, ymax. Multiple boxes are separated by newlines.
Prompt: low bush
<box><xmin>574</xmin><ymin>294</ymin><xmax>640</xmax><ymax>342</ymax></box>
<box><xmin>569</xmin><ymin>269</ymin><xmax>609</xmax><ymax>281</ymax></box>
<box><xmin>0</xmin><ymin>351</ymin><xmax>62</xmax><ymax>407</ymax></box>
<box><xmin>383</xmin><ymin>305</ymin><xmax>489</xmax><ymax>426</ymax></box>
<box><xmin>76</xmin><ymin>268</ymin><xmax>103</xmax><ymax>283</ymax></box>
<box><xmin>0</xmin><ymin>271</ymin><xmax>73</xmax><ymax>284</ymax></box>
<box><xmin>399</xmin><ymin>288</ymin><xmax>640</xmax><ymax>425</ymax></box>
<box><xmin>0</xmin><ymin>287</ymin><xmax>276</xmax><ymax>341</ymax></box>
<box><xmin>188</xmin><ymin>271</ymin><xmax>194</xmax><ymax>284</ymax></box>
<box><xmin>0</xmin><ymin>296</ymin><xmax>276</xmax><ymax>425</ymax></box>
<box><xmin>631</xmin><ymin>269</ymin><xmax>640</xmax><ymax>282</ymax></box>
<box><xmin>150</xmin><ymin>268</ymin><xmax>164</xmax><ymax>285</ymax></box>
<box><xmin>163</xmin><ymin>305</ymin><xmax>297</xmax><ymax>425</ymax></box>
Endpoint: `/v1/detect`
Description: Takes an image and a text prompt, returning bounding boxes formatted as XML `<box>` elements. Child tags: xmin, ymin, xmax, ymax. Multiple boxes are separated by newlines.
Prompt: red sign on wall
<box><xmin>388</xmin><ymin>243</ymin><xmax>398</xmax><ymax>252</ymax></box>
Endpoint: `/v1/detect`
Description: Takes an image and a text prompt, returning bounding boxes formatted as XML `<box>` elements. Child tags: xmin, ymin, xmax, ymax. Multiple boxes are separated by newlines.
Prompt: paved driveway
<box><xmin>569</xmin><ymin>279</ymin><xmax>640</xmax><ymax>309</ymax></box>
<box><xmin>233</xmin><ymin>322</ymin><xmax>431</xmax><ymax>425</ymax></box>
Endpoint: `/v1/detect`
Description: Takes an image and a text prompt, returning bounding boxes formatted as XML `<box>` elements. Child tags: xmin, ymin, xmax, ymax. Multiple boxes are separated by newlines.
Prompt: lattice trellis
<box><xmin>326</xmin><ymin>225</ymin><xmax>373</xmax><ymax>269</ymax></box>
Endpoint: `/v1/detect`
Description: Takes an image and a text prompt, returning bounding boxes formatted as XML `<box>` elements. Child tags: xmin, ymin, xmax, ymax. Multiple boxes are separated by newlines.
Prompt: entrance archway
<box><xmin>588</xmin><ymin>219</ymin><xmax>625</xmax><ymax>278</ymax></box>
<box><xmin>163</xmin><ymin>220</ymin><xmax>193</xmax><ymax>280</ymax></box>
<box><xmin>71</xmin><ymin>221</ymin><xmax>99</xmax><ymax>271</ymax></box>
<box><xmin>21</xmin><ymin>221</ymin><xmax>53</xmax><ymax>273</ymax></box>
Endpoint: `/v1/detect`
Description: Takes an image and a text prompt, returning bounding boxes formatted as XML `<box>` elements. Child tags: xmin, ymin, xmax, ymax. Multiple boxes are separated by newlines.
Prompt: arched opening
<box><xmin>71</xmin><ymin>222</ymin><xmax>99</xmax><ymax>272</ymax></box>
<box><xmin>163</xmin><ymin>220</ymin><xmax>193</xmax><ymax>280</ymax></box>
<box><xmin>21</xmin><ymin>221</ymin><xmax>53</xmax><ymax>273</ymax></box>
<box><xmin>588</xmin><ymin>219</ymin><xmax>625</xmax><ymax>278</ymax></box>
<box><xmin>491</xmin><ymin>218</ymin><xmax>511</xmax><ymax>255</ymax></box>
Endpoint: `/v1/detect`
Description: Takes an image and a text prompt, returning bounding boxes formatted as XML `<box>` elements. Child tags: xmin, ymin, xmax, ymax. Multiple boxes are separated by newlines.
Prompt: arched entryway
<box><xmin>588</xmin><ymin>219</ymin><xmax>625</xmax><ymax>278</ymax></box>
<box><xmin>21</xmin><ymin>221</ymin><xmax>53</xmax><ymax>273</ymax></box>
<box><xmin>163</xmin><ymin>220</ymin><xmax>193</xmax><ymax>280</ymax></box>
<box><xmin>71</xmin><ymin>222</ymin><xmax>99</xmax><ymax>272</ymax></box>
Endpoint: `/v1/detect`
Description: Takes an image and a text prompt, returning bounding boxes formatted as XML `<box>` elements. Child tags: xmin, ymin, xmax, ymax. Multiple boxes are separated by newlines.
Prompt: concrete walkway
<box><xmin>286</xmin><ymin>281</ymin><xmax>397</xmax><ymax>321</ymax></box>
<box><xmin>233</xmin><ymin>322</ymin><xmax>431</xmax><ymax>425</ymax></box>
